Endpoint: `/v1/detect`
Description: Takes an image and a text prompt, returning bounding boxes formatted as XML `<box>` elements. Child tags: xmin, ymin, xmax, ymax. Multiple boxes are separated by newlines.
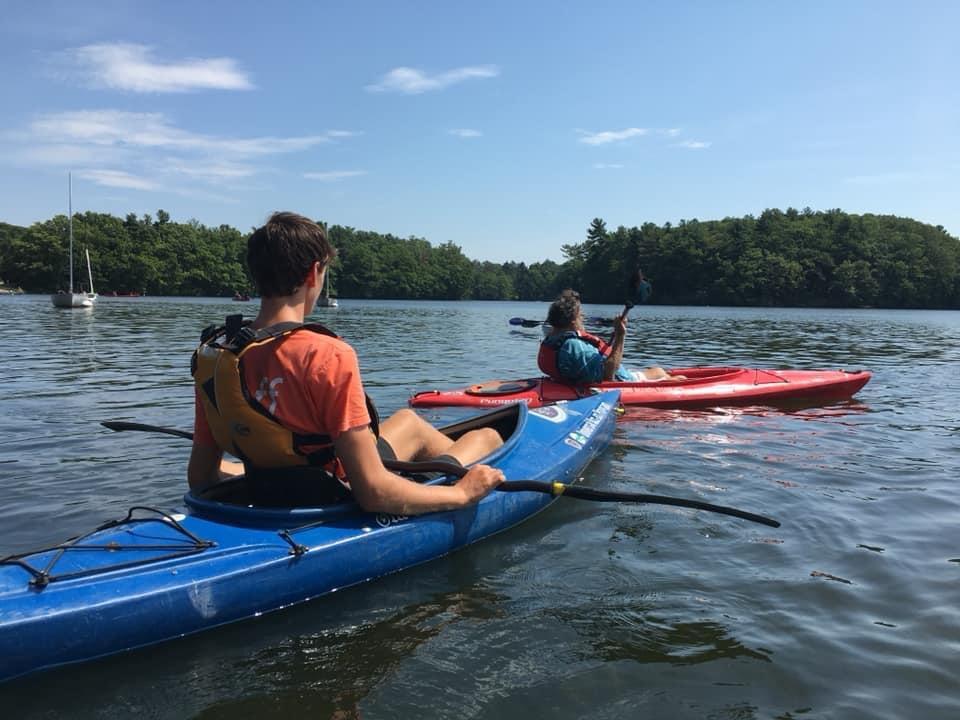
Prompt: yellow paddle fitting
<box><xmin>552</xmin><ymin>482</ymin><xmax>566</xmax><ymax>496</ymax></box>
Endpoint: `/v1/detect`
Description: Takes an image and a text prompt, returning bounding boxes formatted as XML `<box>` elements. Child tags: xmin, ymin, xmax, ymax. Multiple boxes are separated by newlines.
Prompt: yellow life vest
<box><xmin>191</xmin><ymin>316</ymin><xmax>379</xmax><ymax>483</ymax></box>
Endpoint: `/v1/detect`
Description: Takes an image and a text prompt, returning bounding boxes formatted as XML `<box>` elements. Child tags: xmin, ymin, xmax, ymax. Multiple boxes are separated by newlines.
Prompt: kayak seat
<box><xmin>196</xmin><ymin>469</ymin><xmax>352</xmax><ymax>509</ymax></box>
<box><xmin>190</xmin><ymin>403</ymin><xmax>522</xmax><ymax>515</ymax></box>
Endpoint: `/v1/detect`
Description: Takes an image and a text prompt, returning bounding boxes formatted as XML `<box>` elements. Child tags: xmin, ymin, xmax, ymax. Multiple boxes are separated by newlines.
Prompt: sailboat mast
<box><xmin>68</xmin><ymin>172</ymin><xmax>74</xmax><ymax>293</ymax></box>
<box><xmin>86</xmin><ymin>248</ymin><xmax>95</xmax><ymax>296</ymax></box>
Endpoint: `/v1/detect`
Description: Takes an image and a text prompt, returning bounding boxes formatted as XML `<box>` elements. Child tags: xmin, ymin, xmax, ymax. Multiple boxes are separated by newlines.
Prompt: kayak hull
<box><xmin>409</xmin><ymin>367</ymin><xmax>872</xmax><ymax>409</ymax></box>
<box><xmin>0</xmin><ymin>392</ymin><xmax>619</xmax><ymax>683</ymax></box>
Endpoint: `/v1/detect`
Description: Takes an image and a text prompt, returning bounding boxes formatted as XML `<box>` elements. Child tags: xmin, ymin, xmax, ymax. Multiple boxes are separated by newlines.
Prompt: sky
<box><xmin>1</xmin><ymin>0</ymin><xmax>958</xmax><ymax>263</ymax></box>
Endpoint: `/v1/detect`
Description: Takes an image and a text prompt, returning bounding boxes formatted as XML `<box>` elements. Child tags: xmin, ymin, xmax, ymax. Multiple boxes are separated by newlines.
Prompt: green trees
<box><xmin>561</xmin><ymin>210</ymin><xmax>960</xmax><ymax>308</ymax></box>
<box><xmin>0</xmin><ymin>208</ymin><xmax>957</xmax><ymax>307</ymax></box>
<box><xmin>0</xmin><ymin>211</ymin><xmax>250</xmax><ymax>296</ymax></box>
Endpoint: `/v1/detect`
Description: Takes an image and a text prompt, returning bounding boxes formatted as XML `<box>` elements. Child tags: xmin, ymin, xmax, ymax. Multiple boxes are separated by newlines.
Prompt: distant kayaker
<box><xmin>188</xmin><ymin>211</ymin><xmax>504</xmax><ymax>512</ymax></box>
<box><xmin>538</xmin><ymin>289</ymin><xmax>682</xmax><ymax>383</ymax></box>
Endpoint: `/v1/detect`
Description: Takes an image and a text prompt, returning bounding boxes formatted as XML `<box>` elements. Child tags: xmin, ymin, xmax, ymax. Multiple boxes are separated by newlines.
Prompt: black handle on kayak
<box><xmin>101</xmin><ymin>423</ymin><xmax>780</xmax><ymax>528</ymax></box>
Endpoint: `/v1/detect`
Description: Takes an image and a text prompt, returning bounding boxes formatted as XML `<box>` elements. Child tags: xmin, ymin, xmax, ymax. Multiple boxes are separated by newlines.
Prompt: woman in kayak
<box><xmin>538</xmin><ymin>289</ymin><xmax>682</xmax><ymax>383</ymax></box>
<box><xmin>188</xmin><ymin>212</ymin><xmax>505</xmax><ymax>513</ymax></box>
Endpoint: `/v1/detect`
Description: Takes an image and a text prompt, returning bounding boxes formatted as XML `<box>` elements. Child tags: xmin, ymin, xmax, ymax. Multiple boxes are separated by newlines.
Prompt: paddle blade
<box><xmin>625</xmin><ymin>268</ymin><xmax>652</xmax><ymax>309</ymax></box>
<box><xmin>509</xmin><ymin>317</ymin><xmax>544</xmax><ymax>328</ymax></box>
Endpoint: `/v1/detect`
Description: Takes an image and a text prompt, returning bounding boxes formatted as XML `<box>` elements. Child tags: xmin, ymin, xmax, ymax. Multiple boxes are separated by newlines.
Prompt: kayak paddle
<box><xmin>509</xmin><ymin>315</ymin><xmax>616</xmax><ymax>329</ymax></box>
<box><xmin>509</xmin><ymin>317</ymin><xmax>545</xmax><ymax>328</ymax></box>
<box><xmin>510</xmin><ymin>271</ymin><xmax>652</xmax><ymax>331</ymax></box>
<box><xmin>382</xmin><ymin>458</ymin><xmax>779</xmax><ymax>527</ymax></box>
<box><xmin>102</xmin><ymin>421</ymin><xmax>780</xmax><ymax>528</ymax></box>
<box><xmin>624</xmin><ymin>267</ymin><xmax>653</xmax><ymax>312</ymax></box>
<box><xmin>102</xmin><ymin>421</ymin><xmax>193</xmax><ymax>440</ymax></box>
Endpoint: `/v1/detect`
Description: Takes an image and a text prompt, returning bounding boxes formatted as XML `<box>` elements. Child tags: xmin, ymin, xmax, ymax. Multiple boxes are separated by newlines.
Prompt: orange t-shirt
<box><xmin>194</xmin><ymin>331</ymin><xmax>371</xmax><ymax>449</ymax></box>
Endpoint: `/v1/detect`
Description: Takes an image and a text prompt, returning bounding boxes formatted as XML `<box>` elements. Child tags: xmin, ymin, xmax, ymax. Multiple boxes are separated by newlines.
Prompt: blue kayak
<box><xmin>0</xmin><ymin>391</ymin><xmax>619</xmax><ymax>684</ymax></box>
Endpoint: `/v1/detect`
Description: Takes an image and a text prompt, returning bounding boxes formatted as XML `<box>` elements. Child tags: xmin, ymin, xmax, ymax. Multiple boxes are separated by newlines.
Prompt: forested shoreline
<box><xmin>1</xmin><ymin>208</ymin><xmax>958</xmax><ymax>308</ymax></box>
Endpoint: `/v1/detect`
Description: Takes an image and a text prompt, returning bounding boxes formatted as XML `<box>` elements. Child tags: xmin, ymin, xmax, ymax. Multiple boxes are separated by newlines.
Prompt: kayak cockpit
<box><xmin>609</xmin><ymin>366</ymin><xmax>747</xmax><ymax>386</ymax></box>
<box><xmin>465</xmin><ymin>378</ymin><xmax>540</xmax><ymax>396</ymax></box>
<box><xmin>183</xmin><ymin>402</ymin><xmax>525</xmax><ymax>527</ymax></box>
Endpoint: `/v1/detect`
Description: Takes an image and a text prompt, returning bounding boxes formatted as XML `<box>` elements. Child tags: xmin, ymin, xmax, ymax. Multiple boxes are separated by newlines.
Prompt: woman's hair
<box><xmin>246</xmin><ymin>212</ymin><xmax>337</xmax><ymax>297</ymax></box>
<box><xmin>546</xmin><ymin>289</ymin><xmax>581</xmax><ymax>328</ymax></box>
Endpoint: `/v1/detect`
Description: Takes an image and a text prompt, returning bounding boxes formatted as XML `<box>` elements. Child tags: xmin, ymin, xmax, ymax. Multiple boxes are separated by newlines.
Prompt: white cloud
<box><xmin>64</xmin><ymin>43</ymin><xmax>254</xmax><ymax>93</ymax></box>
<box><xmin>578</xmin><ymin>128</ymin><xmax>648</xmax><ymax>145</ymax></box>
<box><xmin>593</xmin><ymin>163</ymin><xmax>624</xmax><ymax>169</ymax></box>
<box><xmin>367</xmin><ymin>65</ymin><xmax>499</xmax><ymax>94</ymax></box>
<box><xmin>77</xmin><ymin>169</ymin><xmax>158</xmax><ymax>190</ymax></box>
<box><xmin>5</xmin><ymin>109</ymin><xmax>360</xmax><ymax>195</ymax></box>
<box><xmin>662</xmin><ymin>128</ymin><xmax>682</xmax><ymax>137</ymax></box>
<box><xmin>162</xmin><ymin>160</ymin><xmax>256</xmax><ymax>181</ymax></box>
<box><xmin>12</xmin><ymin>143</ymin><xmax>130</xmax><ymax>167</ymax></box>
<box><xmin>674</xmin><ymin>139</ymin><xmax>711</xmax><ymax>149</ymax></box>
<box><xmin>303</xmin><ymin>170</ymin><xmax>367</xmax><ymax>181</ymax></box>
<box><xmin>448</xmin><ymin>128</ymin><xmax>482</xmax><ymax>138</ymax></box>
<box><xmin>30</xmin><ymin>110</ymin><xmax>336</xmax><ymax>156</ymax></box>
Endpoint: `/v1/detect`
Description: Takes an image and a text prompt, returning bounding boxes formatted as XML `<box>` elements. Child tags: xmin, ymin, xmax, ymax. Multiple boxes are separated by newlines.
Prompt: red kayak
<box><xmin>410</xmin><ymin>367</ymin><xmax>871</xmax><ymax>409</ymax></box>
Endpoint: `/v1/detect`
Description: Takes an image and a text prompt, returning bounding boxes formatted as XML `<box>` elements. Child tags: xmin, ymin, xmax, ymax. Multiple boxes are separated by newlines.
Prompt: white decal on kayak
<box><xmin>564</xmin><ymin>436</ymin><xmax>584</xmax><ymax>450</ymax></box>
<box><xmin>530</xmin><ymin>405</ymin><xmax>568</xmax><ymax>423</ymax></box>
<box><xmin>567</xmin><ymin>402</ymin><xmax>611</xmax><ymax>445</ymax></box>
<box><xmin>376</xmin><ymin>513</ymin><xmax>409</xmax><ymax>528</ymax></box>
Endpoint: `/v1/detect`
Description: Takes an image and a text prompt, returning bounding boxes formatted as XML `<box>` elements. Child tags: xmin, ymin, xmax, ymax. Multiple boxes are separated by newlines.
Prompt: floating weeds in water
<box><xmin>811</xmin><ymin>570</ymin><xmax>853</xmax><ymax>584</ymax></box>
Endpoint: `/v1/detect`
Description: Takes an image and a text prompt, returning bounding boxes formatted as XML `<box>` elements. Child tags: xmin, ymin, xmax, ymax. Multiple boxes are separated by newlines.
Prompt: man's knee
<box><xmin>386</xmin><ymin>408</ymin><xmax>423</xmax><ymax>432</ymax></box>
<box><xmin>391</xmin><ymin>408</ymin><xmax>418</xmax><ymax>424</ymax></box>
<box><xmin>473</xmin><ymin>427</ymin><xmax>503</xmax><ymax>450</ymax></box>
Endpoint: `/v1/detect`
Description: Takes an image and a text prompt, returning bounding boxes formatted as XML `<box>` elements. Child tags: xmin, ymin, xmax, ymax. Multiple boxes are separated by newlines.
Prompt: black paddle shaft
<box><xmin>101</xmin><ymin>421</ymin><xmax>194</xmax><ymax>440</ymax></box>
<box><xmin>380</xmin><ymin>460</ymin><xmax>780</xmax><ymax>528</ymax></box>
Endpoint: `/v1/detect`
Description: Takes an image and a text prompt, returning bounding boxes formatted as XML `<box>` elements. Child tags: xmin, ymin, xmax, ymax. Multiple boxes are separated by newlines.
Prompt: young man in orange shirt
<box><xmin>189</xmin><ymin>212</ymin><xmax>504</xmax><ymax>514</ymax></box>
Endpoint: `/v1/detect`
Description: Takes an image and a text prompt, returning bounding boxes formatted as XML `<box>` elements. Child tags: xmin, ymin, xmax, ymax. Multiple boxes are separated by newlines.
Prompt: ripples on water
<box><xmin>1</xmin><ymin>296</ymin><xmax>958</xmax><ymax>719</ymax></box>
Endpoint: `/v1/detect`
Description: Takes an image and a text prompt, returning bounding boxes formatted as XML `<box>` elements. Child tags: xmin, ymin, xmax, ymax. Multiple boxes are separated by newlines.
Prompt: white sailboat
<box><xmin>51</xmin><ymin>173</ymin><xmax>97</xmax><ymax>309</ymax></box>
<box><xmin>318</xmin><ymin>268</ymin><xmax>338</xmax><ymax>308</ymax></box>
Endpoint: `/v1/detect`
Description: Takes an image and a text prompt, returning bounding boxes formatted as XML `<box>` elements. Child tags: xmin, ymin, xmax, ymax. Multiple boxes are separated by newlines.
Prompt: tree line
<box><xmin>566</xmin><ymin>209</ymin><xmax>959</xmax><ymax>308</ymax></box>
<box><xmin>1</xmin><ymin>208</ymin><xmax>958</xmax><ymax>308</ymax></box>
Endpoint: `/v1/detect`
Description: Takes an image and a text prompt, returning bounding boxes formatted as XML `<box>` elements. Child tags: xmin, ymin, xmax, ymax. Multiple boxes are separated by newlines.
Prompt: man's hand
<box><xmin>613</xmin><ymin>312</ymin><xmax>628</xmax><ymax>340</ymax></box>
<box><xmin>454</xmin><ymin>464</ymin><xmax>505</xmax><ymax>505</ymax></box>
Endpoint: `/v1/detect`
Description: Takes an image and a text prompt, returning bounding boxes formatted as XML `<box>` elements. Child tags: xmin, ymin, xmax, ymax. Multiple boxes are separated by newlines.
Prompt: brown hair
<box><xmin>246</xmin><ymin>212</ymin><xmax>337</xmax><ymax>297</ymax></box>
<box><xmin>546</xmin><ymin>289</ymin><xmax>581</xmax><ymax>328</ymax></box>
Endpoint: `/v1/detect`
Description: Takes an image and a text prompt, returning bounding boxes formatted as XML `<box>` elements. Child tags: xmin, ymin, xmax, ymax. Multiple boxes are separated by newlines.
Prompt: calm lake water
<box><xmin>1</xmin><ymin>295</ymin><xmax>958</xmax><ymax>719</ymax></box>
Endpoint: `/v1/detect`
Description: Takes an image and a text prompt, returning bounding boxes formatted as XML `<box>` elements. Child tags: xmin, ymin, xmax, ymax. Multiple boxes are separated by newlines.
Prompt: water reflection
<box><xmin>0</xmin><ymin>579</ymin><xmax>507</xmax><ymax>720</ymax></box>
<box><xmin>194</xmin><ymin>587</ymin><xmax>506</xmax><ymax>720</ymax></box>
<box><xmin>620</xmin><ymin>399</ymin><xmax>873</xmax><ymax>426</ymax></box>
<box><xmin>562</xmin><ymin>608</ymin><xmax>770</xmax><ymax>666</ymax></box>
